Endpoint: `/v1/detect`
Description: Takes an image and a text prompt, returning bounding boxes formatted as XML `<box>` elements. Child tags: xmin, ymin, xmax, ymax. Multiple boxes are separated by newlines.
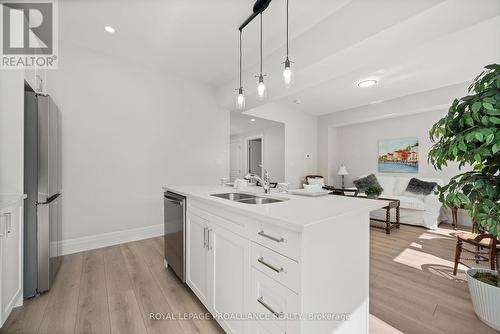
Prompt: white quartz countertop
<box><xmin>0</xmin><ymin>194</ymin><xmax>27</xmax><ymax>210</ymax></box>
<box><xmin>163</xmin><ymin>185</ymin><xmax>389</xmax><ymax>232</ymax></box>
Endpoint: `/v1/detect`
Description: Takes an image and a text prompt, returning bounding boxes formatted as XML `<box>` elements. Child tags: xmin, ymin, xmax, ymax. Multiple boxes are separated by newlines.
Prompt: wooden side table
<box><xmin>327</xmin><ymin>189</ymin><xmax>400</xmax><ymax>234</ymax></box>
<box><xmin>367</xmin><ymin>197</ymin><xmax>401</xmax><ymax>234</ymax></box>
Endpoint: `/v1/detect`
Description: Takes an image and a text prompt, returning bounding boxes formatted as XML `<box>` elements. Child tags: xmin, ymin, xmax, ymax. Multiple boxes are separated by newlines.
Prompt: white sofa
<box><xmin>358</xmin><ymin>175</ymin><xmax>447</xmax><ymax>230</ymax></box>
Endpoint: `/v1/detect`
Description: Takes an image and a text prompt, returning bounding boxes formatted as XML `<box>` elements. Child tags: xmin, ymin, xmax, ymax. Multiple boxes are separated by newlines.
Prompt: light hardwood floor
<box><xmin>0</xmin><ymin>223</ymin><xmax>496</xmax><ymax>334</ymax></box>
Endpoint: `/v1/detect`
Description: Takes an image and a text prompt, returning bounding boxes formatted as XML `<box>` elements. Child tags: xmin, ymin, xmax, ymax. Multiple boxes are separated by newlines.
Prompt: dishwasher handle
<box><xmin>164</xmin><ymin>197</ymin><xmax>183</xmax><ymax>206</ymax></box>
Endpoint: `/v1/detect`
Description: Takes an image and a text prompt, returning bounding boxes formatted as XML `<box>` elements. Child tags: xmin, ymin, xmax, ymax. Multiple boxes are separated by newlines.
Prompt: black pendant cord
<box><xmin>286</xmin><ymin>0</ymin><xmax>289</xmax><ymax>59</ymax></box>
<box><xmin>259</xmin><ymin>13</ymin><xmax>263</xmax><ymax>75</ymax></box>
<box><xmin>239</xmin><ymin>30</ymin><xmax>243</xmax><ymax>88</ymax></box>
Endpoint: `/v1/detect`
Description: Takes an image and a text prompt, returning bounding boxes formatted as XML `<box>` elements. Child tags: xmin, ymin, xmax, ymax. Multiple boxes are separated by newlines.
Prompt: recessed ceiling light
<box><xmin>357</xmin><ymin>79</ymin><xmax>378</xmax><ymax>88</ymax></box>
<box><xmin>104</xmin><ymin>26</ymin><xmax>116</xmax><ymax>34</ymax></box>
<box><xmin>292</xmin><ymin>99</ymin><xmax>302</xmax><ymax>104</ymax></box>
<box><xmin>250</xmin><ymin>118</ymin><xmax>256</xmax><ymax>122</ymax></box>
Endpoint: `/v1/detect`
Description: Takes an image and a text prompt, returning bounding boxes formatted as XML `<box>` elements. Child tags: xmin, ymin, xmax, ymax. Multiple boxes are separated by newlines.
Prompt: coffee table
<box><xmin>361</xmin><ymin>196</ymin><xmax>400</xmax><ymax>234</ymax></box>
<box><xmin>327</xmin><ymin>189</ymin><xmax>400</xmax><ymax>234</ymax></box>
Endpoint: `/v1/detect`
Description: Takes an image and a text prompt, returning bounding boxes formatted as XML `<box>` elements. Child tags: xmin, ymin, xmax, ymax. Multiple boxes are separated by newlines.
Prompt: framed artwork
<box><xmin>378</xmin><ymin>138</ymin><xmax>418</xmax><ymax>173</ymax></box>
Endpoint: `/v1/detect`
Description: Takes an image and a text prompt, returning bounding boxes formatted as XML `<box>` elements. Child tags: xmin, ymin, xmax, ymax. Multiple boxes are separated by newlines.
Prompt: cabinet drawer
<box><xmin>251</xmin><ymin>242</ymin><xmax>299</xmax><ymax>293</ymax></box>
<box><xmin>251</xmin><ymin>222</ymin><xmax>299</xmax><ymax>261</ymax></box>
<box><xmin>249</xmin><ymin>268</ymin><xmax>299</xmax><ymax>334</ymax></box>
<box><xmin>189</xmin><ymin>204</ymin><xmax>246</xmax><ymax>238</ymax></box>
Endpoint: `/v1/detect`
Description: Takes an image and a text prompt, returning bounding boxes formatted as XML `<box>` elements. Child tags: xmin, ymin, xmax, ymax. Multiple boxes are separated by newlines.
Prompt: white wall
<box><xmin>317</xmin><ymin>84</ymin><xmax>475</xmax><ymax>225</ymax></box>
<box><xmin>230</xmin><ymin>124</ymin><xmax>285</xmax><ymax>183</ymax></box>
<box><xmin>0</xmin><ymin>70</ymin><xmax>24</xmax><ymax>194</ymax></box>
<box><xmin>325</xmin><ymin>108</ymin><xmax>472</xmax><ymax>225</ymax></box>
<box><xmin>244</xmin><ymin>103</ymin><xmax>318</xmax><ymax>188</ymax></box>
<box><xmin>46</xmin><ymin>42</ymin><xmax>229</xmax><ymax>241</ymax></box>
<box><xmin>318</xmin><ymin>83</ymin><xmax>469</xmax><ymax>184</ymax></box>
<box><xmin>331</xmin><ymin>110</ymin><xmax>467</xmax><ymax>187</ymax></box>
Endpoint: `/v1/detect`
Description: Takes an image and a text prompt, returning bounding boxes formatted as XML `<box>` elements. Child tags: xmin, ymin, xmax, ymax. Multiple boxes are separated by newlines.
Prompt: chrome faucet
<box><xmin>245</xmin><ymin>170</ymin><xmax>271</xmax><ymax>194</ymax></box>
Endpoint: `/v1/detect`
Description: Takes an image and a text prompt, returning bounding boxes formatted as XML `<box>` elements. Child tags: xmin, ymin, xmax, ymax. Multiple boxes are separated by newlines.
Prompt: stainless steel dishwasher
<box><xmin>163</xmin><ymin>191</ymin><xmax>186</xmax><ymax>282</ymax></box>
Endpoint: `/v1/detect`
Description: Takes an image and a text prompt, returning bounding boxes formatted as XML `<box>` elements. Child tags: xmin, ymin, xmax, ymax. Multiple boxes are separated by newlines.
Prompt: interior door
<box><xmin>230</xmin><ymin>140</ymin><xmax>243</xmax><ymax>181</ymax></box>
<box><xmin>209</xmin><ymin>223</ymin><xmax>249</xmax><ymax>334</ymax></box>
<box><xmin>248</xmin><ymin>138</ymin><xmax>262</xmax><ymax>177</ymax></box>
<box><xmin>186</xmin><ymin>212</ymin><xmax>210</xmax><ymax>306</ymax></box>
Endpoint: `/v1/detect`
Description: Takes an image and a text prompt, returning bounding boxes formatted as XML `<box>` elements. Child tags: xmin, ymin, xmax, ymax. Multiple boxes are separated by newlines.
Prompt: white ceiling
<box><xmin>230</xmin><ymin>112</ymin><xmax>283</xmax><ymax>136</ymax></box>
<box><xmin>58</xmin><ymin>0</ymin><xmax>348</xmax><ymax>85</ymax></box>
<box><xmin>59</xmin><ymin>0</ymin><xmax>500</xmax><ymax>116</ymax></box>
<box><xmin>217</xmin><ymin>0</ymin><xmax>500</xmax><ymax>114</ymax></box>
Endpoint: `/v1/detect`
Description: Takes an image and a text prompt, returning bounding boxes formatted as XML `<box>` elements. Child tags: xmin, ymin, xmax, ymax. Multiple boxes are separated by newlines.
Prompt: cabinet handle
<box><xmin>203</xmin><ymin>227</ymin><xmax>207</xmax><ymax>249</ymax></box>
<box><xmin>257</xmin><ymin>297</ymin><xmax>283</xmax><ymax>318</ymax></box>
<box><xmin>0</xmin><ymin>215</ymin><xmax>5</xmax><ymax>238</ymax></box>
<box><xmin>258</xmin><ymin>230</ymin><xmax>284</xmax><ymax>243</ymax></box>
<box><xmin>258</xmin><ymin>257</ymin><xmax>284</xmax><ymax>273</ymax></box>
<box><xmin>5</xmin><ymin>213</ymin><xmax>11</xmax><ymax>234</ymax></box>
<box><xmin>207</xmin><ymin>229</ymin><xmax>213</xmax><ymax>250</ymax></box>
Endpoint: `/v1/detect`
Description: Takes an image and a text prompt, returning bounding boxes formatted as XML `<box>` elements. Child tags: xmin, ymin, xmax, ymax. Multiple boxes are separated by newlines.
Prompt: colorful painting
<box><xmin>378</xmin><ymin>138</ymin><xmax>418</xmax><ymax>173</ymax></box>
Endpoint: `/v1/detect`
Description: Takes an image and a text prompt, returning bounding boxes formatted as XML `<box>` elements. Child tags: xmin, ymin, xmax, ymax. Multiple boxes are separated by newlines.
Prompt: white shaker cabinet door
<box><xmin>209</xmin><ymin>223</ymin><xmax>250</xmax><ymax>334</ymax></box>
<box><xmin>186</xmin><ymin>212</ymin><xmax>211</xmax><ymax>307</ymax></box>
<box><xmin>1</xmin><ymin>204</ymin><xmax>23</xmax><ymax>327</ymax></box>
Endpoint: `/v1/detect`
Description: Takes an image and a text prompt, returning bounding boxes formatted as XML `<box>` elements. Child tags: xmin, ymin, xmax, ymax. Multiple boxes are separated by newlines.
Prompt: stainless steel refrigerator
<box><xmin>24</xmin><ymin>84</ymin><xmax>62</xmax><ymax>298</ymax></box>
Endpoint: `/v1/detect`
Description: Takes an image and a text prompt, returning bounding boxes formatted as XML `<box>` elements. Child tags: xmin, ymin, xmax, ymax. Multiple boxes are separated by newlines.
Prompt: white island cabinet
<box><xmin>164</xmin><ymin>186</ymin><xmax>387</xmax><ymax>334</ymax></box>
<box><xmin>0</xmin><ymin>195</ymin><xmax>25</xmax><ymax>328</ymax></box>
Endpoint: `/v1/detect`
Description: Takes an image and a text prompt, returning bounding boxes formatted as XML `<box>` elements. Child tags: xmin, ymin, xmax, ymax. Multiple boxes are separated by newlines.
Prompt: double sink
<box><xmin>211</xmin><ymin>192</ymin><xmax>288</xmax><ymax>205</ymax></box>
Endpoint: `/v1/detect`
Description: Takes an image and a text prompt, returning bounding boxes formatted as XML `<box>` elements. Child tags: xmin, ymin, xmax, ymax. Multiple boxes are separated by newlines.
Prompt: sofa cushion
<box><xmin>393</xmin><ymin>177</ymin><xmax>412</xmax><ymax>195</ymax></box>
<box><xmin>353</xmin><ymin>174</ymin><xmax>381</xmax><ymax>193</ymax></box>
<box><xmin>405</xmin><ymin>178</ymin><xmax>438</xmax><ymax>196</ymax></box>
<box><xmin>375</xmin><ymin>176</ymin><xmax>396</xmax><ymax>195</ymax></box>
<box><xmin>389</xmin><ymin>195</ymin><xmax>426</xmax><ymax>211</ymax></box>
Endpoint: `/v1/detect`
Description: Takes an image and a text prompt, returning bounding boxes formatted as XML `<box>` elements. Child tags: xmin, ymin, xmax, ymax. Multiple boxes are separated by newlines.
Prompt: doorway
<box><xmin>247</xmin><ymin>137</ymin><xmax>263</xmax><ymax>177</ymax></box>
<box><xmin>230</xmin><ymin>139</ymin><xmax>243</xmax><ymax>181</ymax></box>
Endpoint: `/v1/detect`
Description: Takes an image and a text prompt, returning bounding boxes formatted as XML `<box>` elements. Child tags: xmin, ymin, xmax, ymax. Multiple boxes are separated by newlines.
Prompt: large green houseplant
<box><xmin>428</xmin><ymin>64</ymin><xmax>499</xmax><ymax>330</ymax></box>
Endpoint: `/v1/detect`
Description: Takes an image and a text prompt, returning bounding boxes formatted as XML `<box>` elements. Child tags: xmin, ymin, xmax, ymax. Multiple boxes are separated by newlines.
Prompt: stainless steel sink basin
<box><xmin>211</xmin><ymin>193</ymin><xmax>258</xmax><ymax>201</ymax></box>
<box><xmin>237</xmin><ymin>197</ymin><xmax>285</xmax><ymax>205</ymax></box>
<box><xmin>210</xmin><ymin>193</ymin><xmax>287</xmax><ymax>204</ymax></box>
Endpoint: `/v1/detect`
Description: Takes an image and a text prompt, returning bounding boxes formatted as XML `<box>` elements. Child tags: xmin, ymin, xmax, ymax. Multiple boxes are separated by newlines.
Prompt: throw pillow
<box><xmin>353</xmin><ymin>174</ymin><xmax>381</xmax><ymax>193</ymax></box>
<box><xmin>405</xmin><ymin>178</ymin><xmax>437</xmax><ymax>196</ymax></box>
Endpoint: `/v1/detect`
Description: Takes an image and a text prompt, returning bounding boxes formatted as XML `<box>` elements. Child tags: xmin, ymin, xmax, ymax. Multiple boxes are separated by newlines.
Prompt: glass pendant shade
<box><xmin>256</xmin><ymin>75</ymin><xmax>267</xmax><ymax>100</ymax></box>
<box><xmin>236</xmin><ymin>88</ymin><xmax>245</xmax><ymax>109</ymax></box>
<box><xmin>283</xmin><ymin>58</ymin><xmax>293</xmax><ymax>88</ymax></box>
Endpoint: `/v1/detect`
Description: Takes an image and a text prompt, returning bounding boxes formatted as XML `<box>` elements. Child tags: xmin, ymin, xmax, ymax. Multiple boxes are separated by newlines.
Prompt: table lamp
<box><xmin>337</xmin><ymin>165</ymin><xmax>349</xmax><ymax>189</ymax></box>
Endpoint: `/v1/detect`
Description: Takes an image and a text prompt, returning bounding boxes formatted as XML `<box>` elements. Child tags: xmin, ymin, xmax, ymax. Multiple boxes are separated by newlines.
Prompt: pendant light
<box><xmin>256</xmin><ymin>13</ymin><xmax>267</xmax><ymax>101</ymax></box>
<box><xmin>282</xmin><ymin>0</ymin><xmax>293</xmax><ymax>88</ymax></box>
<box><xmin>236</xmin><ymin>30</ymin><xmax>245</xmax><ymax>109</ymax></box>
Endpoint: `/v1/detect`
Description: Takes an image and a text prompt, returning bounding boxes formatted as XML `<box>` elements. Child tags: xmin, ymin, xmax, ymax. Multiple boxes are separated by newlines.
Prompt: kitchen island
<box><xmin>162</xmin><ymin>185</ymin><xmax>388</xmax><ymax>334</ymax></box>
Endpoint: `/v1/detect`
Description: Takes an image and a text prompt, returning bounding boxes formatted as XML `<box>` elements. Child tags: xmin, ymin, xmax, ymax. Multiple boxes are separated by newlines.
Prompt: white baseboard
<box><xmin>55</xmin><ymin>224</ymin><xmax>163</xmax><ymax>256</ymax></box>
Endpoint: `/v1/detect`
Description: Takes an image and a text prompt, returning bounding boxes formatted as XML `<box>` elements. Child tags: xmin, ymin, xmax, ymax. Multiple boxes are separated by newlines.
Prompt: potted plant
<box><xmin>365</xmin><ymin>185</ymin><xmax>383</xmax><ymax>199</ymax></box>
<box><xmin>428</xmin><ymin>64</ymin><xmax>499</xmax><ymax>330</ymax></box>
